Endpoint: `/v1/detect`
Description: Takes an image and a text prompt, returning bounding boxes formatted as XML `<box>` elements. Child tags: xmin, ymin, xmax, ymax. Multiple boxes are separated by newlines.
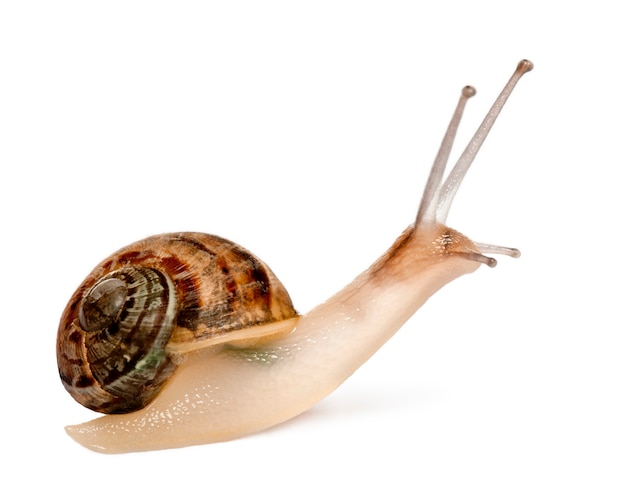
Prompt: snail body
<box><xmin>58</xmin><ymin>60</ymin><xmax>532</xmax><ymax>453</ymax></box>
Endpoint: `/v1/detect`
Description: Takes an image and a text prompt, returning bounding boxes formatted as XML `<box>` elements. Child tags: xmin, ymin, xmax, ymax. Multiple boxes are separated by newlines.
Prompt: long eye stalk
<box><xmin>416</xmin><ymin>60</ymin><xmax>533</xmax><ymax>231</ymax></box>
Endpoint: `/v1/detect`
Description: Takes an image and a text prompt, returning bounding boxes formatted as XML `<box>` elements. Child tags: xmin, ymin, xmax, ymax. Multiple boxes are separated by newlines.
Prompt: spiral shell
<box><xmin>57</xmin><ymin>232</ymin><xmax>298</xmax><ymax>414</ymax></box>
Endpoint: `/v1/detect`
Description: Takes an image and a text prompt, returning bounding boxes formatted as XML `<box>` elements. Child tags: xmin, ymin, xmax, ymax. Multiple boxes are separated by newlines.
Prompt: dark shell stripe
<box><xmin>57</xmin><ymin>232</ymin><xmax>297</xmax><ymax>414</ymax></box>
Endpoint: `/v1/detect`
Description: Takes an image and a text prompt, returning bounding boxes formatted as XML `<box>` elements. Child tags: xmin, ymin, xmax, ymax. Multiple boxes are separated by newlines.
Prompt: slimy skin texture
<box><xmin>61</xmin><ymin>60</ymin><xmax>532</xmax><ymax>453</ymax></box>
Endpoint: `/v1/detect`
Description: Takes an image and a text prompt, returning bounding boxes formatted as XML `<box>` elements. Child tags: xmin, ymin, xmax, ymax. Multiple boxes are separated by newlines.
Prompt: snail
<box><xmin>58</xmin><ymin>60</ymin><xmax>532</xmax><ymax>453</ymax></box>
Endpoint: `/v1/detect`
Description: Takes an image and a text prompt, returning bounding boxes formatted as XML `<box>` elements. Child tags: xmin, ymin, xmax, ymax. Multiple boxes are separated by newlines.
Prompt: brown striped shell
<box><xmin>57</xmin><ymin>232</ymin><xmax>298</xmax><ymax>414</ymax></box>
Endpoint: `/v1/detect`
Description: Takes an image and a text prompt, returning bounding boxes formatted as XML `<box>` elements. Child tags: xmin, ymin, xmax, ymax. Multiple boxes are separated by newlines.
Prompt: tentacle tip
<box><xmin>485</xmin><ymin>257</ymin><xmax>498</xmax><ymax>268</ymax></box>
<box><xmin>517</xmin><ymin>59</ymin><xmax>534</xmax><ymax>74</ymax></box>
<box><xmin>510</xmin><ymin>248</ymin><xmax>521</xmax><ymax>258</ymax></box>
<box><xmin>462</xmin><ymin>85</ymin><xmax>476</xmax><ymax>98</ymax></box>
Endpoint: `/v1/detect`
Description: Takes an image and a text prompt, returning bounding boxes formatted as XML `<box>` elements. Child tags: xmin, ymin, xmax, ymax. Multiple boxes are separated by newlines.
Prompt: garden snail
<box><xmin>58</xmin><ymin>60</ymin><xmax>532</xmax><ymax>453</ymax></box>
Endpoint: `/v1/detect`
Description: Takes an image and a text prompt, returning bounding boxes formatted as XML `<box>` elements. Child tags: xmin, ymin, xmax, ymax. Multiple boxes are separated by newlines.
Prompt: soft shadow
<box><xmin>257</xmin><ymin>382</ymin><xmax>438</xmax><ymax>438</ymax></box>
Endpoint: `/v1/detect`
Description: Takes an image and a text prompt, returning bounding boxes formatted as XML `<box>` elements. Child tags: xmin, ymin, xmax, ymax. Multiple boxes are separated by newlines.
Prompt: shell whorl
<box><xmin>57</xmin><ymin>232</ymin><xmax>298</xmax><ymax>414</ymax></box>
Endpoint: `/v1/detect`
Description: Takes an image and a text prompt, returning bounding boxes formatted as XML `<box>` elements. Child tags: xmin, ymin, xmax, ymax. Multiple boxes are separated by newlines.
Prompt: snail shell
<box><xmin>57</xmin><ymin>232</ymin><xmax>298</xmax><ymax>414</ymax></box>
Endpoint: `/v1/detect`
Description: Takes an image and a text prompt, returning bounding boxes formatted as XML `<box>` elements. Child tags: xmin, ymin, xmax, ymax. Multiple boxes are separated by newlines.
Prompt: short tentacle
<box><xmin>474</xmin><ymin>243</ymin><xmax>521</xmax><ymax>259</ymax></box>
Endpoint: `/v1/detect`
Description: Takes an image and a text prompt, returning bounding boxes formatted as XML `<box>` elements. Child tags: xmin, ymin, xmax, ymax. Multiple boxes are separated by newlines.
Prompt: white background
<box><xmin>1</xmin><ymin>1</ymin><xmax>624</xmax><ymax>496</ymax></box>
